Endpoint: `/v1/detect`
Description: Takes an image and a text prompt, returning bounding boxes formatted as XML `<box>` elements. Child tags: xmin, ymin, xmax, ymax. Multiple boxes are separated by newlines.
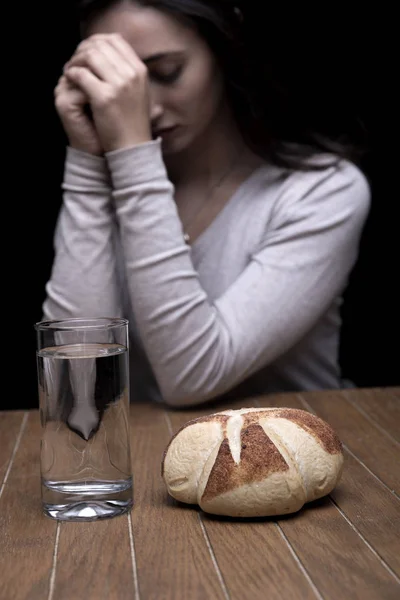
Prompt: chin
<box><xmin>160</xmin><ymin>137</ymin><xmax>189</xmax><ymax>158</ymax></box>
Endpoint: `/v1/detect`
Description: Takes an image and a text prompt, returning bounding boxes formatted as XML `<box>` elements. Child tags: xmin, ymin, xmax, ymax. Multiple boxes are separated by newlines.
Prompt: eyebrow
<box><xmin>142</xmin><ymin>51</ymin><xmax>184</xmax><ymax>65</ymax></box>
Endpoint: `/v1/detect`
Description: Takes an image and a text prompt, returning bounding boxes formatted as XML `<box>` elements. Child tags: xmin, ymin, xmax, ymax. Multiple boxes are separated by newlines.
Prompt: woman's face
<box><xmin>86</xmin><ymin>1</ymin><xmax>226</xmax><ymax>156</ymax></box>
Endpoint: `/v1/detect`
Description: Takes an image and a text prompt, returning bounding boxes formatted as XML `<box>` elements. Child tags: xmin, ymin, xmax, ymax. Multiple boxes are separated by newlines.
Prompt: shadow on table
<box><xmin>165</xmin><ymin>495</ymin><xmax>330</xmax><ymax>523</ymax></box>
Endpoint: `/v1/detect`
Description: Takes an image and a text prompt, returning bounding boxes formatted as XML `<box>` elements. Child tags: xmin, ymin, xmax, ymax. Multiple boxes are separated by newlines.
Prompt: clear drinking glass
<box><xmin>35</xmin><ymin>317</ymin><xmax>133</xmax><ymax>521</ymax></box>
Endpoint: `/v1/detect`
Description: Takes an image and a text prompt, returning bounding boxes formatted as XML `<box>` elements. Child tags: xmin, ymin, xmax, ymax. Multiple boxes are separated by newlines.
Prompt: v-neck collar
<box><xmin>189</xmin><ymin>162</ymin><xmax>273</xmax><ymax>250</ymax></box>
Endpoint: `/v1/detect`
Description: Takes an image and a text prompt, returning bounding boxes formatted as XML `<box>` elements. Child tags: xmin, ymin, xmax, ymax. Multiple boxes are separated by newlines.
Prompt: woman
<box><xmin>43</xmin><ymin>0</ymin><xmax>371</xmax><ymax>405</ymax></box>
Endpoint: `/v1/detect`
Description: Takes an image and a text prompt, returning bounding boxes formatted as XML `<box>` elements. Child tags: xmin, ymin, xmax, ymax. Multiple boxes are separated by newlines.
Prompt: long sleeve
<box><xmin>43</xmin><ymin>147</ymin><xmax>123</xmax><ymax>319</ymax></box>
<box><xmin>106</xmin><ymin>140</ymin><xmax>371</xmax><ymax>406</ymax></box>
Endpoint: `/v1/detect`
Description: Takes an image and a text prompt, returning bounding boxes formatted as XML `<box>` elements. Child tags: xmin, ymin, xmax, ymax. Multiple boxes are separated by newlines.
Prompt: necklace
<box><xmin>182</xmin><ymin>148</ymin><xmax>245</xmax><ymax>245</ymax></box>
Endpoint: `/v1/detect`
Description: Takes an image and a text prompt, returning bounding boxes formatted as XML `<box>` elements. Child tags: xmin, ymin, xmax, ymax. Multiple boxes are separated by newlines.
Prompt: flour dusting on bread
<box><xmin>162</xmin><ymin>407</ymin><xmax>344</xmax><ymax>517</ymax></box>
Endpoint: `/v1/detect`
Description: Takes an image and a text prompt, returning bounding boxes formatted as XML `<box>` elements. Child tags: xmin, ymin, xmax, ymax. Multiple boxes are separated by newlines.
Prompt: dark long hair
<box><xmin>77</xmin><ymin>0</ymin><xmax>369</xmax><ymax>171</ymax></box>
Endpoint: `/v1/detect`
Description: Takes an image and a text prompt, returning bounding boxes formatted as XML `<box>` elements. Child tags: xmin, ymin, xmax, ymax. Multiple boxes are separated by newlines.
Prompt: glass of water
<box><xmin>35</xmin><ymin>317</ymin><xmax>132</xmax><ymax>521</ymax></box>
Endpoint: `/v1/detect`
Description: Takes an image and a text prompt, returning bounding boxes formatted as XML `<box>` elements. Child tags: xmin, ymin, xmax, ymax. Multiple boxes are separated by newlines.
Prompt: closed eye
<box><xmin>150</xmin><ymin>65</ymin><xmax>183</xmax><ymax>85</ymax></box>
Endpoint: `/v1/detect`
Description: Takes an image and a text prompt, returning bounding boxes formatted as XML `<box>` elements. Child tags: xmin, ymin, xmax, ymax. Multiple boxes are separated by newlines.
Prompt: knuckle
<box><xmin>76</xmin><ymin>38</ymin><xmax>95</xmax><ymax>53</ymax></box>
<box><xmin>96</xmin><ymin>90</ymin><xmax>113</xmax><ymax>107</ymax></box>
<box><xmin>54</xmin><ymin>84</ymin><xmax>64</xmax><ymax>99</ymax></box>
<box><xmin>128</xmin><ymin>67</ymin><xmax>146</xmax><ymax>84</ymax></box>
<box><xmin>85</xmin><ymin>48</ymin><xmax>96</xmax><ymax>61</ymax></box>
<box><xmin>120</xmin><ymin>74</ymin><xmax>135</xmax><ymax>91</ymax></box>
<box><xmin>120</xmin><ymin>79</ymin><xmax>132</xmax><ymax>94</ymax></box>
<box><xmin>77</xmin><ymin>40</ymin><xmax>87</xmax><ymax>51</ymax></box>
<box><xmin>137</xmin><ymin>63</ymin><xmax>148</xmax><ymax>79</ymax></box>
<box><xmin>67</xmin><ymin>65</ymin><xmax>80</xmax><ymax>78</ymax></box>
<box><xmin>54</xmin><ymin>96</ymin><xmax>67</xmax><ymax>111</ymax></box>
<box><xmin>126</xmin><ymin>72</ymin><xmax>137</xmax><ymax>85</ymax></box>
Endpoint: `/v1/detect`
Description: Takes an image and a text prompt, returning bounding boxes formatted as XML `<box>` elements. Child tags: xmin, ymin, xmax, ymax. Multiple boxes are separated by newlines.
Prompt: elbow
<box><xmin>157</xmin><ymin>375</ymin><xmax>229</xmax><ymax>409</ymax></box>
<box><xmin>154</xmin><ymin>328</ymin><xmax>234</xmax><ymax>407</ymax></box>
<box><xmin>162</xmin><ymin>390</ymin><xmax>208</xmax><ymax>408</ymax></box>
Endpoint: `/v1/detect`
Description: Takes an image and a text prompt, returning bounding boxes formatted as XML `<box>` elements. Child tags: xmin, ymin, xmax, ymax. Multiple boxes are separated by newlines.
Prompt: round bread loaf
<box><xmin>161</xmin><ymin>407</ymin><xmax>344</xmax><ymax>517</ymax></box>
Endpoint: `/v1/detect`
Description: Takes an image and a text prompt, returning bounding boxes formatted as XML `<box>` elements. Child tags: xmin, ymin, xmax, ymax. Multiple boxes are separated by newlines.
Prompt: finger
<box><xmin>55</xmin><ymin>74</ymin><xmax>80</xmax><ymax>95</ymax></box>
<box><xmin>55</xmin><ymin>74</ymin><xmax>88</xmax><ymax>100</ymax></box>
<box><xmin>66</xmin><ymin>43</ymin><xmax>134</xmax><ymax>84</ymax></box>
<box><xmin>105</xmin><ymin>34</ymin><xmax>148</xmax><ymax>76</ymax></box>
<box><xmin>54</xmin><ymin>81</ymin><xmax>91</xmax><ymax>119</ymax></box>
<box><xmin>75</xmin><ymin>33</ymin><xmax>146</xmax><ymax>76</ymax></box>
<box><xmin>54</xmin><ymin>74</ymin><xmax>66</xmax><ymax>97</ymax></box>
<box><xmin>64</xmin><ymin>66</ymin><xmax>106</xmax><ymax>104</ymax></box>
<box><xmin>76</xmin><ymin>33</ymin><xmax>116</xmax><ymax>50</ymax></box>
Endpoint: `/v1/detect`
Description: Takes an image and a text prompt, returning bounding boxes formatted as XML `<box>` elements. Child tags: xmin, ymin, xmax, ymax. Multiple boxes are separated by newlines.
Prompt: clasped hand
<box><xmin>55</xmin><ymin>34</ymin><xmax>151</xmax><ymax>155</ymax></box>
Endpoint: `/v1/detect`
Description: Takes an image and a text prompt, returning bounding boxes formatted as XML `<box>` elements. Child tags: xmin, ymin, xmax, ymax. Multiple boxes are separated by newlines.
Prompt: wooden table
<box><xmin>0</xmin><ymin>387</ymin><xmax>399</xmax><ymax>600</ymax></box>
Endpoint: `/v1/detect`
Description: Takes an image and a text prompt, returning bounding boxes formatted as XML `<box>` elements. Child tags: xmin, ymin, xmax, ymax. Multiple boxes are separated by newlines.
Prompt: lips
<box><xmin>153</xmin><ymin>126</ymin><xmax>178</xmax><ymax>138</ymax></box>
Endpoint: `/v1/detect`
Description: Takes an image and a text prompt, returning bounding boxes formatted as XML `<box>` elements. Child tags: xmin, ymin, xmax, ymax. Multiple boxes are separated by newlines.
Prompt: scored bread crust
<box><xmin>162</xmin><ymin>408</ymin><xmax>344</xmax><ymax>517</ymax></box>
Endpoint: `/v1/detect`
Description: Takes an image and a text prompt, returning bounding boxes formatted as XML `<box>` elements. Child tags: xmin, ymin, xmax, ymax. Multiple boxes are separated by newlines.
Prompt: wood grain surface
<box><xmin>0</xmin><ymin>388</ymin><xmax>399</xmax><ymax>600</ymax></box>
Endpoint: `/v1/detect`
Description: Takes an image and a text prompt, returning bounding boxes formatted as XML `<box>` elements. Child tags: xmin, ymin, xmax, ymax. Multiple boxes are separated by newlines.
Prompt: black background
<box><xmin>5</xmin><ymin>4</ymin><xmax>397</xmax><ymax>411</ymax></box>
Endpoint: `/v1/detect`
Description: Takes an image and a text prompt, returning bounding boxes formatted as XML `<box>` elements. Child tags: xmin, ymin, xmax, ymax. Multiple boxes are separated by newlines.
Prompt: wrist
<box><xmin>65</xmin><ymin>146</ymin><xmax>110</xmax><ymax>188</ymax></box>
<box><xmin>103</xmin><ymin>126</ymin><xmax>152</xmax><ymax>153</ymax></box>
<box><xmin>69</xmin><ymin>141</ymin><xmax>103</xmax><ymax>157</ymax></box>
<box><xmin>105</xmin><ymin>138</ymin><xmax>168</xmax><ymax>190</ymax></box>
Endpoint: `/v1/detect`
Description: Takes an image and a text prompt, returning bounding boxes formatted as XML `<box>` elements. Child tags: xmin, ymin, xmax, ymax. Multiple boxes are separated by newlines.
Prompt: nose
<box><xmin>149</xmin><ymin>85</ymin><xmax>164</xmax><ymax>126</ymax></box>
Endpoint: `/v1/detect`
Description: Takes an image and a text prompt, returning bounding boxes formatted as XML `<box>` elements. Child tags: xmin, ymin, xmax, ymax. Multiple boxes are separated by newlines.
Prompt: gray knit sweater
<box><xmin>43</xmin><ymin>140</ymin><xmax>371</xmax><ymax>405</ymax></box>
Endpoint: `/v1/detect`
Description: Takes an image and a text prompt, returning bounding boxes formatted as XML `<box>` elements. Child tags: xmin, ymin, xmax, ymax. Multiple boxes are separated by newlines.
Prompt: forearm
<box><xmin>108</xmin><ymin>142</ymin><xmax>232</xmax><ymax>404</ymax></box>
<box><xmin>107</xmin><ymin>142</ymin><xmax>370</xmax><ymax>406</ymax></box>
<box><xmin>43</xmin><ymin>147</ymin><xmax>123</xmax><ymax>319</ymax></box>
